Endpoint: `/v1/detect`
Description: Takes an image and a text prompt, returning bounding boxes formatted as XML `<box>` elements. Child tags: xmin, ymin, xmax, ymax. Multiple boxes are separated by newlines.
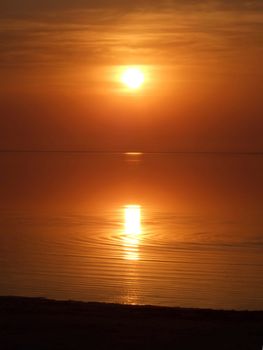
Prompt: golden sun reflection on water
<box><xmin>123</xmin><ymin>205</ymin><xmax>141</xmax><ymax>261</ymax></box>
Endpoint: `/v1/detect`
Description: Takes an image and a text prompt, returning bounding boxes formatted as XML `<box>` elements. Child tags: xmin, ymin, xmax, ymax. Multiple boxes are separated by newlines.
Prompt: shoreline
<box><xmin>0</xmin><ymin>296</ymin><xmax>262</xmax><ymax>349</ymax></box>
<box><xmin>1</xmin><ymin>295</ymin><xmax>263</xmax><ymax>313</ymax></box>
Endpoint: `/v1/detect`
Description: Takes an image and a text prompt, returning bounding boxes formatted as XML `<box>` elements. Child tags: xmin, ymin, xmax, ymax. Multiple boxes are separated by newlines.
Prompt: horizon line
<box><xmin>0</xmin><ymin>150</ymin><xmax>263</xmax><ymax>155</ymax></box>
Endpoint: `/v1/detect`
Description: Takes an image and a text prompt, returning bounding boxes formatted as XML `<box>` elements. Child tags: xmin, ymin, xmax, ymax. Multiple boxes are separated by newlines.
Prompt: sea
<box><xmin>0</xmin><ymin>152</ymin><xmax>262</xmax><ymax>310</ymax></box>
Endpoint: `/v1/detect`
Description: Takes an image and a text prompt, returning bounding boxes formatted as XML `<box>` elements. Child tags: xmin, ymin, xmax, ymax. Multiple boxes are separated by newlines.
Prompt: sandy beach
<box><xmin>0</xmin><ymin>296</ymin><xmax>262</xmax><ymax>349</ymax></box>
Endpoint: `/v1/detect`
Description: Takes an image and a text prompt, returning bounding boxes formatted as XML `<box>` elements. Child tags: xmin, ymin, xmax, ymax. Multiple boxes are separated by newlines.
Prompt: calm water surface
<box><xmin>0</xmin><ymin>153</ymin><xmax>262</xmax><ymax>310</ymax></box>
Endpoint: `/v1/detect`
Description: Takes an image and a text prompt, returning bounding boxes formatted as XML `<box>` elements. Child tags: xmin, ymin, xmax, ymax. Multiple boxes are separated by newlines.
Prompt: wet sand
<box><xmin>0</xmin><ymin>297</ymin><xmax>262</xmax><ymax>349</ymax></box>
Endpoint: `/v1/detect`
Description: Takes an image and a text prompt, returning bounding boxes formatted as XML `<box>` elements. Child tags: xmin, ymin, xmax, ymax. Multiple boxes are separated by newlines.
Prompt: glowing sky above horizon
<box><xmin>0</xmin><ymin>1</ymin><xmax>262</xmax><ymax>152</ymax></box>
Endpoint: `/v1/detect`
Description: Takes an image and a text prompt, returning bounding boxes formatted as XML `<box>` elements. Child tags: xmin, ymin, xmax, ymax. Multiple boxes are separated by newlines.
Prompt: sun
<box><xmin>121</xmin><ymin>67</ymin><xmax>145</xmax><ymax>90</ymax></box>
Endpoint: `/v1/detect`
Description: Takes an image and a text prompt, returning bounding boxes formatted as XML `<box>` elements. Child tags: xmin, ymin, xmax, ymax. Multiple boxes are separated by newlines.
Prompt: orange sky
<box><xmin>0</xmin><ymin>1</ymin><xmax>262</xmax><ymax>151</ymax></box>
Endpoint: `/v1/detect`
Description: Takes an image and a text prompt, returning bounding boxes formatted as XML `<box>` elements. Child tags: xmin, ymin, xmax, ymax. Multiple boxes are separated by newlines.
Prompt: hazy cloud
<box><xmin>1</xmin><ymin>2</ymin><xmax>262</xmax><ymax>68</ymax></box>
<box><xmin>0</xmin><ymin>1</ymin><xmax>262</xmax><ymax>151</ymax></box>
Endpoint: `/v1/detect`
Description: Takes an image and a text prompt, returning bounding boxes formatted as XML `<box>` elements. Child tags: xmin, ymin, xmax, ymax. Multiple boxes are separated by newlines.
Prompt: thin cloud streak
<box><xmin>0</xmin><ymin>1</ymin><xmax>263</xmax><ymax>17</ymax></box>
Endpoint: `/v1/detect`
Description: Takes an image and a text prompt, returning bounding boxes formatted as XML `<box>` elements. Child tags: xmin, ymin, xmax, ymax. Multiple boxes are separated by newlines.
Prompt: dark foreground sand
<box><xmin>0</xmin><ymin>297</ymin><xmax>262</xmax><ymax>350</ymax></box>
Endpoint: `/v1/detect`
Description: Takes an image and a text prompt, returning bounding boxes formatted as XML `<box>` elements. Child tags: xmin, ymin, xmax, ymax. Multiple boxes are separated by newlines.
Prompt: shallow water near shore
<box><xmin>0</xmin><ymin>152</ymin><xmax>262</xmax><ymax>310</ymax></box>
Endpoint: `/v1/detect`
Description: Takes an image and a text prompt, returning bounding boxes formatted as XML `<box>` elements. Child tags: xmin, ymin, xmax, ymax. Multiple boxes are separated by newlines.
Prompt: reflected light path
<box><xmin>123</xmin><ymin>205</ymin><xmax>141</xmax><ymax>261</ymax></box>
<box><xmin>124</xmin><ymin>152</ymin><xmax>143</xmax><ymax>163</ymax></box>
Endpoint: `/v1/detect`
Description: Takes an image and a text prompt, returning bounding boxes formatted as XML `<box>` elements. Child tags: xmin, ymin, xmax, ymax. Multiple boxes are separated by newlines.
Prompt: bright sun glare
<box><xmin>121</xmin><ymin>67</ymin><xmax>145</xmax><ymax>89</ymax></box>
<box><xmin>123</xmin><ymin>205</ymin><xmax>141</xmax><ymax>261</ymax></box>
<box><xmin>125</xmin><ymin>205</ymin><xmax>141</xmax><ymax>235</ymax></box>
